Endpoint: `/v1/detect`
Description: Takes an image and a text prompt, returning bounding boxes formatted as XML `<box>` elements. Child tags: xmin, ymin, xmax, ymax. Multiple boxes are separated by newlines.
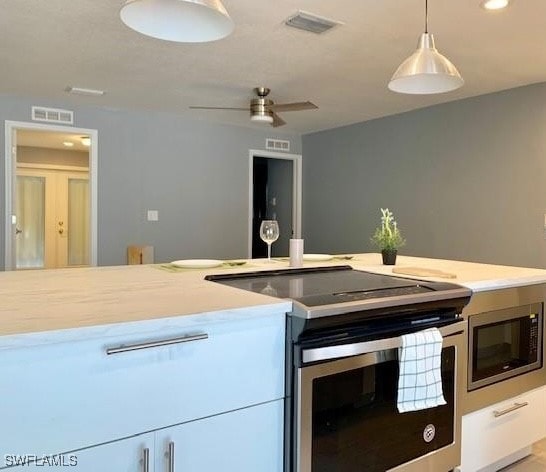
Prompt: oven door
<box><xmin>294</xmin><ymin>321</ymin><xmax>465</xmax><ymax>472</ymax></box>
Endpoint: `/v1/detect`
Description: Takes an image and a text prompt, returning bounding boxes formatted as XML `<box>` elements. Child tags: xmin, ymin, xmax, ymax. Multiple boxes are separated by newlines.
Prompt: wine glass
<box><xmin>259</xmin><ymin>220</ymin><xmax>280</xmax><ymax>262</ymax></box>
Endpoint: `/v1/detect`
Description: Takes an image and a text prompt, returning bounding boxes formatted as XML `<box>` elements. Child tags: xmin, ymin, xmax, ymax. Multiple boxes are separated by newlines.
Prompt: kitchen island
<box><xmin>1</xmin><ymin>254</ymin><xmax>546</xmax><ymax>471</ymax></box>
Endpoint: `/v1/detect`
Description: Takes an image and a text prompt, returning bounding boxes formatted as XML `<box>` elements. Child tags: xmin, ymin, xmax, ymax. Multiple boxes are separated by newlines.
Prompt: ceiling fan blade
<box><xmin>189</xmin><ymin>106</ymin><xmax>249</xmax><ymax>111</ymax></box>
<box><xmin>271</xmin><ymin>113</ymin><xmax>286</xmax><ymax>128</ymax></box>
<box><xmin>269</xmin><ymin>101</ymin><xmax>318</xmax><ymax>112</ymax></box>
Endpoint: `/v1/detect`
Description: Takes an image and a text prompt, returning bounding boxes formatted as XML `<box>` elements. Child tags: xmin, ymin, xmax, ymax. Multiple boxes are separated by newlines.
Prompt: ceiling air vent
<box><xmin>266</xmin><ymin>138</ymin><xmax>290</xmax><ymax>152</ymax></box>
<box><xmin>285</xmin><ymin>11</ymin><xmax>341</xmax><ymax>34</ymax></box>
<box><xmin>31</xmin><ymin>106</ymin><xmax>74</xmax><ymax>125</ymax></box>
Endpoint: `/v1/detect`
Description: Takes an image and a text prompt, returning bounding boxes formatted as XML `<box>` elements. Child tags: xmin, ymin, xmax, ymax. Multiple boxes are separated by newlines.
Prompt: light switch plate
<box><xmin>147</xmin><ymin>210</ymin><xmax>159</xmax><ymax>222</ymax></box>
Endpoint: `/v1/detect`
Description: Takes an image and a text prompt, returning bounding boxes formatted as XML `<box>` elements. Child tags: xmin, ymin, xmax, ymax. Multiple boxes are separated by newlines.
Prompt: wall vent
<box><xmin>31</xmin><ymin>106</ymin><xmax>74</xmax><ymax>125</ymax></box>
<box><xmin>266</xmin><ymin>138</ymin><xmax>290</xmax><ymax>152</ymax></box>
<box><xmin>285</xmin><ymin>11</ymin><xmax>341</xmax><ymax>34</ymax></box>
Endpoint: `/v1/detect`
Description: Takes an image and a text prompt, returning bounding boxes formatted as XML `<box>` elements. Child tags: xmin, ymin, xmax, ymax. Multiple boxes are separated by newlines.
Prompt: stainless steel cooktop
<box><xmin>206</xmin><ymin>266</ymin><xmax>472</xmax><ymax>319</ymax></box>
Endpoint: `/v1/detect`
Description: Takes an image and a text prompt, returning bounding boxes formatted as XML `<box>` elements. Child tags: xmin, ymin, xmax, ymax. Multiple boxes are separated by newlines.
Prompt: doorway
<box><xmin>248</xmin><ymin>150</ymin><xmax>302</xmax><ymax>259</ymax></box>
<box><xmin>4</xmin><ymin>121</ymin><xmax>98</xmax><ymax>270</ymax></box>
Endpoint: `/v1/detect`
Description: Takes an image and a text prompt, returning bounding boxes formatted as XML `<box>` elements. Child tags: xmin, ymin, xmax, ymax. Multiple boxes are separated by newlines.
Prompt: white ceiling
<box><xmin>1</xmin><ymin>0</ymin><xmax>545</xmax><ymax>134</ymax></box>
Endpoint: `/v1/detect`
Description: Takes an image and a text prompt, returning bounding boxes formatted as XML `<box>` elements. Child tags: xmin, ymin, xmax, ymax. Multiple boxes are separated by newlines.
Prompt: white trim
<box><xmin>17</xmin><ymin>163</ymin><xmax>89</xmax><ymax>172</ymax></box>
<box><xmin>248</xmin><ymin>149</ymin><xmax>302</xmax><ymax>259</ymax></box>
<box><xmin>4</xmin><ymin>120</ymin><xmax>98</xmax><ymax>270</ymax></box>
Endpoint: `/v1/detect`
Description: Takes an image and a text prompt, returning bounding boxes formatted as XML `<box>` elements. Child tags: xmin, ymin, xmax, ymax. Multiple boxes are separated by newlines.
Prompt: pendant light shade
<box><xmin>388</xmin><ymin>33</ymin><xmax>464</xmax><ymax>94</ymax></box>
<box><xmin>120</xmin><ymin>0</ymin><xmax>234</xmax><ymax>43</ymax></box>
<box><xmin>388</xmin><ymin>0</ymin><xmax>463</xmax><ymax>94</ymax></box>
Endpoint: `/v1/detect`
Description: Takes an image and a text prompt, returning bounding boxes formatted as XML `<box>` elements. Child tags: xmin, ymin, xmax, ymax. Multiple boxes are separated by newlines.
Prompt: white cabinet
<box><xmin>5</xmin><ymin>401</ymin><xmax>284</xmax><ymax>471</ymax></box>
<box><xmin>461</xmin><ymin>385</ymin><xmax>546</xmax><ymax>471</ymax></box>
<box><xmin>154</xmin><ymin>400</ymin><xmax>284</xmax><ymax>472</ymax></box>
<box><xmin>3</xmin><ymin>433</ymin><xmax>153</xmax><ymax>471</ymax></box>
<box><xmin>0</xmin><ymin>310</ymin><xmax>286</xmax><ymax>471</ymax></box>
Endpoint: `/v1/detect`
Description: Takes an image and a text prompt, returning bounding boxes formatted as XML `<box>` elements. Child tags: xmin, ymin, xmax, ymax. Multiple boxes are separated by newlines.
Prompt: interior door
<box><xmin>15</xmin><ymin>168</ymin><xmax>89</xmax><ymax>269</ymax></box>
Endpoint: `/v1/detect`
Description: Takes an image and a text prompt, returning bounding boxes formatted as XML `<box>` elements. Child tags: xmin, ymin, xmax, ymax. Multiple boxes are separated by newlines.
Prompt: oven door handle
<box><xmin>302</xmin><ymin>320</ymin><xmax>466</xmax><ymax>364</ymax></box>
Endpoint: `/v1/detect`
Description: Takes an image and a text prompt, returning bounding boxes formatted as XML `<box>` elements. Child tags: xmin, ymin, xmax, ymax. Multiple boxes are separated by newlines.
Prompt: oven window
<box><xmin>472</xmin><ymin>317</ymin><xmax>534</xmax><ymax>382</ymax></box>
<box><xmin>311</xmin><ymin>347</ymin><xmax>455</xmax><ymax>472</ymax></box>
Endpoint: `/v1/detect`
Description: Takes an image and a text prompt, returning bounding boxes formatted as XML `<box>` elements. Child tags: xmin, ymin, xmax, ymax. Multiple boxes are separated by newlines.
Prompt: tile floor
<box><xmin>501</xmin><ymin>438</ymin><xmax>546</xmax><ymax>471</ymax></box>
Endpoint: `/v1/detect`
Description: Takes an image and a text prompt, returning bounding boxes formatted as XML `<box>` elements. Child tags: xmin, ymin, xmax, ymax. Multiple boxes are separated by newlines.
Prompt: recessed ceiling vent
<box><xmin>285</xmin><ymin>11</ymin><xmax>341</xmax><ymax>34</ymax></box>
<box><xmin>266</xmin><ymin>138</ymin><xmax>290</xmax><ymax>152</ymax></box>
<box><xmin>31</xmin><ymin>106</ymin><xmax>74</xmax><ymax>125</ymax></box>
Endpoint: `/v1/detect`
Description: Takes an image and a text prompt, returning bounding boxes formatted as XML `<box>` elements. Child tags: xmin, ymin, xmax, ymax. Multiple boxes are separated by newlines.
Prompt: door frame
<box><xmin>248</xmin><ymin>149</ymin><xmax>302</xmax><ymax>258</ymax></box>
<box><xmin>4</xmin><ymin>120</ymin><xmax>98</xmax><ymax>270</ymax></box>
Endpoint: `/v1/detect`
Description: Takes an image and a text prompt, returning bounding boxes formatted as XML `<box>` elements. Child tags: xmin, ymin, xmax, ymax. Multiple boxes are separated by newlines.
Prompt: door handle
<box><xmin>105</xmin><ymin>333</ymin><xmax>208</xmax><ymax>355</ymax></box>
<box><xmin>302</xmin><ymin>320</ymin><xmax>466</xmax><ymax>363</ymax></box>
<box><xmin>142</xmin><ymin>447</ymin><xmax>150</xmax><ymax>472</ymax></box>
<box><xmin>15</xmin><ymin>228</ymin><xmax>22</xmax><ymax>235</ymax></box>
<box><xmin>168</xmin><ymin>441</ymin><xmax>175</xmax><ymax>472</ymax></box>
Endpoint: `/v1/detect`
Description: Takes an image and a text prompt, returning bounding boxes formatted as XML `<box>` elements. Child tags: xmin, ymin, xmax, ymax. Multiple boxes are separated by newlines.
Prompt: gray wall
<box><xmin>302</xmin><ymin>82</ymin><xmax>546</xmax><ymax>269</ymax></box>
<box><xmin>0</xmin><ymin>95</ymin><xmax>301</xmax><ymax>268</ymax></box>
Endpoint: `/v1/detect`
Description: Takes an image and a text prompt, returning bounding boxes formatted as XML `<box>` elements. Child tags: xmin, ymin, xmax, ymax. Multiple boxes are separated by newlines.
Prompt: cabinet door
<box><xmin>155</xmin><ymin>400</ymin><xmax>283</xmax><ymax>472</ymax></box>
<box><xmin>2</xmin><ymin>433</ymin><xmax>153</xmax><ymax>471</ymax></box>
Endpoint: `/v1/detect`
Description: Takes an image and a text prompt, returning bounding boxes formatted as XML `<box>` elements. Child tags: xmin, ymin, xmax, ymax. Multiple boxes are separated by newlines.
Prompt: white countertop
<box><xmin>1</xmin><ymin>253</ymin><xmax>546</xmax><ymax>339</ymax></box>
<box><xmin>353</xmin><ymin>254</ymin><xmax>546</xmax><ymax>292</ymax></box>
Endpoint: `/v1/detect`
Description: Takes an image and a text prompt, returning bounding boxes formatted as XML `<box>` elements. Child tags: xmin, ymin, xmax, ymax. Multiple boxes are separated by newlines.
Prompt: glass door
<box><xmin>15</xmin><ymin>175</ymin><xmax>46</xmax><ymax>269</ymax></box>
<box><xmin>67</xmin><ymin>178</ymin><xmax>90</xmax><ymax>266</ymax></box>
<box><xmin>15</xmin><ymin>168</ymin><xmax>89</xmax><ymax>269</ymax></box>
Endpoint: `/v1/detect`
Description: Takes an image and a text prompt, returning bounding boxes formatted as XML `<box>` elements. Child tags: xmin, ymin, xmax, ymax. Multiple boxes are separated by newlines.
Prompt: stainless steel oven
<box><xmin>468</xmin><ymin>303</ymin><xmax>543</xmax><ymax>391</ymax></box>
<box><xmin>206</xmin><ymin>265</ymin><xmax>472</xmax><ymax>472</ymax></box>
<box><xmin>295</xmin><ymin>319</ymin><xmax>466</xmax><ymax>472</ymax></box>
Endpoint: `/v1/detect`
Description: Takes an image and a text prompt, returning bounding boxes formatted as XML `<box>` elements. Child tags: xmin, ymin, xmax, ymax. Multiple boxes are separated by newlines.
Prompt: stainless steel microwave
<box><xmin>468</xmin><ymin>303</ymin><xmax>543</xmax><ymax>391</ymax></box>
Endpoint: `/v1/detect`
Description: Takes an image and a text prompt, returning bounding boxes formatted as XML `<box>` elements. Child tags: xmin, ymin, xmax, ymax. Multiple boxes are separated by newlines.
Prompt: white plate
<box><xmin>303</xmin><ymin>254</ymin><xmax>334</xmax><ymax>262</ymax></box>
<box><xmin>171</xmin><ymin>259</ymin><xmax>223</xmax><ymax>269</ymax></box>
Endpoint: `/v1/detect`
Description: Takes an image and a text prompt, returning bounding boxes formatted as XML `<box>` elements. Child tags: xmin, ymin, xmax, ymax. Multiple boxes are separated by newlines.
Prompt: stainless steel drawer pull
<box><xmin>493</xmin><ymin>401</ymin><xmax>529</xmax><ymax>417</ymax></box>
<box><xmin>106</xmin><ymin>333</ymin><xmax>208</xmax><ymax>355</ymax></box>
<box><xmin>168</xmin><ymin>441</ymin><xmax>175</xmax><ymax>472</ymax></box>
<box><xmin>142</xmin><ymin>447</ymin><xmax>150</xmax><ymax>472</ymax></box>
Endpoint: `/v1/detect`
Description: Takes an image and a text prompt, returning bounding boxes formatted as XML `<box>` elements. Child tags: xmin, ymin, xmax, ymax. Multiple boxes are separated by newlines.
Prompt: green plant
<box><xmin>370</xmin><ymin>208</ymin><xmax>406</xmax><ymax>251</ymax></box>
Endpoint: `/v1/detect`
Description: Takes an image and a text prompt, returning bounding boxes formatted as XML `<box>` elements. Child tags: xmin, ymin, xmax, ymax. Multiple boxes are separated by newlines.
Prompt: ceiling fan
<box><xmin>189</xmin><ymin>87</ymin><xmax>318</xmax><ymax>127</ymax></box>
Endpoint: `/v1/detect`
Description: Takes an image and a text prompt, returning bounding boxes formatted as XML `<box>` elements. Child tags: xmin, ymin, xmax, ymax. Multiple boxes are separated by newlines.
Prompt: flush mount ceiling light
<box><xmin>388</xmin><ymin>0</ymin><xmax>463</xmax><ymax>95</ymax></box>
<box><xmin>65</xmin><ymin>86</ymin><xmax>105</xmax><ymax>96</ymax></box>
<box><xmin>81</xmin><ymin>136</ymin><xmax>91</xmax><ymax>147</ymax></box>
<box><xmin>480</xmin><ymin>0</ymin><xmax>510</xmax><ymax>10</ymax></box>
<box><xmin>119</xmin><ymin>0</ymin><xmax>234</xmax><ymax>43</ymax></box>
<box><xmin>63</xmin><ymin>141</ymin><xmax>74</xmax><ymax>147</ymax></box>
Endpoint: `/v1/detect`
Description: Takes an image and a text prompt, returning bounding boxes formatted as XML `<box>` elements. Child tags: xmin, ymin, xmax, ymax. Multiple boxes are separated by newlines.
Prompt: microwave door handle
<box><xmin>302</xmin><ymin>320</ymin><xmax>465</xmax><ymax>364</ymax></box>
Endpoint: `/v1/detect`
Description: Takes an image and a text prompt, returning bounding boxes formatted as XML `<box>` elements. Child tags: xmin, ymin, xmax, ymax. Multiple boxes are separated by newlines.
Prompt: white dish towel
<box><xmin>397</xmin><ymin>327</ymin><xmax>446</xmax><ymax>413</ymax></box>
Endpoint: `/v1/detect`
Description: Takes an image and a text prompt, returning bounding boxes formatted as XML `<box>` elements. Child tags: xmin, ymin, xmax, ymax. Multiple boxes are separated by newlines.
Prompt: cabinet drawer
<box><xmin>461</xmin><ymin>385</ymin><xmax>546</xmax><ymax>471</ymax></box>
<box><xmin>0</xmin><ymin>312</ymin><xmax>285</xmax><ymax>458</ymax></box>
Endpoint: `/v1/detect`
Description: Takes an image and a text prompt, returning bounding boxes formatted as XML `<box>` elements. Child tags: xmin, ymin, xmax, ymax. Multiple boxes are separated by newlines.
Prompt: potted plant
<box><xmin>370</xmin><ymin>208</ymin><xmax>406</xmax><ymax>265</ymax></box>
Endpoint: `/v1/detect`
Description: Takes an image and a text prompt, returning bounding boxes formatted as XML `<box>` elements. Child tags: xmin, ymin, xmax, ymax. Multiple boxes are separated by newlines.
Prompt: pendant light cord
<box><xmin>425</xmin><ymin>0</ymin><xmax>428</xmax><ymax>33</ymax></box>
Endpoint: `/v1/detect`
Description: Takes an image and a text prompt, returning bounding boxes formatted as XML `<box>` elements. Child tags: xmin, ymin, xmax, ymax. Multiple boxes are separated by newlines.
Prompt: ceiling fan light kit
<box><xmin>119</xmin><ymin>0</ymin><xmax>234</xmax><ymax>43</ymax></box>
<box><xmin>190</xmin><ymin>87</ymin><xmax>317</xmax><ymax>128</ymax></box>
<box><xmin>389</xmin><ymin>0</ymin><xmax>463</xmax><ymax>95</ymax></box>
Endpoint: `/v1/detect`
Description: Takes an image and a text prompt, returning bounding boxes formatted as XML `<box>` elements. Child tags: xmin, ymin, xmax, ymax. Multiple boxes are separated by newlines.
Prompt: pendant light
<box><xmin>388</xmin><ymin>0</ymin><xmax>463</xmax><ymax>94</ymax></box>
<box><xmin>120</xmin><ymin>0</ymin><xmax>234</xmax><ymax>43</ymax></box>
